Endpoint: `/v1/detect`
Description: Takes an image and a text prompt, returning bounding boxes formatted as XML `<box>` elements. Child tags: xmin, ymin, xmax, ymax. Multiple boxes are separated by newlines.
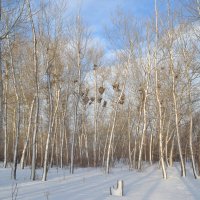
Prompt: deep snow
<box><xmin>0</xmin><ymin>163</ymin><xmax>200</xmax><ymax>200</ymax></box>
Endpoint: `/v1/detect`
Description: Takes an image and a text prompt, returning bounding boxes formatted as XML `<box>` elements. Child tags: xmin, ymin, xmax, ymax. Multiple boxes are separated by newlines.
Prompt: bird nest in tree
<box><xmin>81</xmin><ymin>88</ymin><xmax>89</xmax><ymax>97</ymax></box>
<box><xmin>97</xmin><ymin>97</ymin><xmax>102</xmax><ymax>103</ymax></box>
<box><xmin>90</xmin><ymin>97</ymin><xmax>95</xmax><ymax>102</ymax></box>
<box><xmin>120</xmin><ymin>93</ymin><xmax>125</xmax><ymax>101</ymax></box>
<box><xmin>93</xmin><ymin>64</ymin><xmax>98</xmax><ymax>70</ymax></box>
<box><xmin>85</xmin><ymin>88</ymin><xmax>89</xmax><ymax>95</ymax></box>
<box><xmin>119</xmin><ymin>100</ymin><xmax>124</xmax><ymax>104</ymax></box>
<box><xmin>157</xmin><ymin>83</ymin><xmax>161</xmax><ymax>89</ymax></box>
<box><xmin>138</xmin><ymin>87</ymin><xmax>144</xmax><ymax>92</ymax></box>
<box><xmin>98</xmin><ymin>86</ymin><xmax>105</xmax><ymax>94</ymax></box>
<box><xmin>138</xmin><ymin>87</ymin><xmax>145</xmax><ymax>98</ymax></box>
<box><xmin>118</xmin><ymin>93</ymin><xmax>125</xmax><ymax>104</ymax></box>
<box><xmin>81</xmin><ymin>91</ymin><xmax>85</xmax><ymax>96</ymax></box>
<box><xmin>112</xmin><ymin>82</ymin><xmax>120</xmax><ymax>92</ymax></box>
<box><xmin>83</xmin><ymin>96</ymin><xmax>89</xmax><ymax>105</ymax></box>
<box><xmin>103</xmin><ymin>101</ymin><xmax>107</xmax><ymax>107</ymax></box>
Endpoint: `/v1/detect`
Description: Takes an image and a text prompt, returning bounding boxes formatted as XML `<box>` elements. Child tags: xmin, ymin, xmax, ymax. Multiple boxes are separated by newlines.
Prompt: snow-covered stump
<box><xmin>110</xmin><ymin>180</ymin><xmax>124</xmax><ymax>196</ymax></box>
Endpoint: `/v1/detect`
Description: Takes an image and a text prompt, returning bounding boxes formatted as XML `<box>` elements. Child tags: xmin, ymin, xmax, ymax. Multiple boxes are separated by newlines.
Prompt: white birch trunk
<box><xmin>7</xmin><ymin>31</ymin><xmax>20</xmax><ymax>180</ymax></box>
<box><xmin>60</xmin><ymin>116</ymin><xmax>65</xmax><ymax>169</ymax></box>
<box><xmin>171</xmin><ymin>59</ymin><xmax>186</xmax><ymax>177</ymax></box>
<box><xmin>133</xmin><ymin>139</ymin><xmax>137</xmax><ymax>168</ymax></box>
<box><xmin>106</xmin><ymin>67</ymin><xmax>128</xmax><ymax>173</ymax></box>
<box><xmin>0</xmin><ymin>0</ymin><xmax>4</xmax><ymax>159</ymax></box>
<box><xmin>20</xmin><ymin>98</ymin><xmax>35</xmax><ymax>169</ymax></box>
<box><xmin>185</xmin><ymin>59</ymin><xmax>198</xmax><ymax>178</ymax></box>
<box><xmin>93</xmin><ymin>67</ymin><xmax>98</xmax><ymax>167</ymax></box>
<box><xmin>137</xmin><ymin>88</ymin><xmax>148</xmax><ymax>170</ymax></box>
<box><xmin>26</xmin><ymin>0</ymin><xmax>40</xmax><ymax>181</ymax></box>
<box><xmin>128</xmin><ymin>110</ymin><xmax>133</xmax><ymax>169</ymax></box>
<box><xmin>3</xmin><ymin>62</ymin><xmax>8</xmax><ymax>168</ymax></box>
<box><xmin>149</xmin><ymin>134</ymin><xmax>153</xmax><ymax>165</ymax></box>
<box><xmin>155</xmin><ymin>70</ymin><xmax>167</xmax><ymax>179</ymax></box>
<box><xmin>169</xmin><ymin>135</ymin><xmax>175</xmax><ymax>167</ymax></box>
<box><xmin>42</xmin><ymin>88</ymin><xmax>60</xmax><ymax>181</ymax></box>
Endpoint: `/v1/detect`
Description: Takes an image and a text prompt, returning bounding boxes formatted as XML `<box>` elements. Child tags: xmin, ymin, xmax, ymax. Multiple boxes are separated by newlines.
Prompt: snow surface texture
<box><xmin>0</xmin><ymin>163</ymin><xmax>200</xmax><ymax>200</ymax></box>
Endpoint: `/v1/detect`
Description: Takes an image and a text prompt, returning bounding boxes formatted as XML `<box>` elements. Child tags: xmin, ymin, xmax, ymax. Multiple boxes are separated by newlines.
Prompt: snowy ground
<box><xmin>0</xmin><ymin>163</ymin><xmax>200</xmax><ymax>200</ymax></box>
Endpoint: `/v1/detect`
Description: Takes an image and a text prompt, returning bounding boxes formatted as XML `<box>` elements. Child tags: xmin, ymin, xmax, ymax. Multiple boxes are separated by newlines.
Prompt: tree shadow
<box><xmin>125</xmin><ymin>165</ymin><xmax>160</xmax><ymax>198</ymax></box>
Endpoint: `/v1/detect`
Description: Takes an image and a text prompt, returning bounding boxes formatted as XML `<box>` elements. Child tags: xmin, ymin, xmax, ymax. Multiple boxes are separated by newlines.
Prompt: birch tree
<box><xmin>153</xmin><ymin>0</ymin><xmax>167</xmax><ymax>179</ymax></box>
<box><xmin>25</xmin><ymin>0</ymin><xmax>40</xmax><ymax>181</ymax></box>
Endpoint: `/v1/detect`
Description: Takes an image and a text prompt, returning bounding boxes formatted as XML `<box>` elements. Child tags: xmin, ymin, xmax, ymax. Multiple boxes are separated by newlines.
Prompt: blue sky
<box><xmin>68</xmin><ymin>0</ymin><xmax>181</xmax><ymax>59</ymax></box>
<box><xmin>68</xmin><ymin>0</ymin><xmax>179</xmax><ymax>46</ymax></box>
<box><xmin>68</xmin><ymin>0</ymin><xmax>172</xmax><ymax>37</ymax></box>
<box><xmin>67</xmin><ymin>0</ymin><xmax>157</xmax><ymax>57</ymax></box>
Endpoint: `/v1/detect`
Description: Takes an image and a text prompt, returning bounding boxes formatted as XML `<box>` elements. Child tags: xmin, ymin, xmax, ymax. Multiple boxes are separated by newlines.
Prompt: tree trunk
<box><xmin>128</xmin><ymin>109</ymin><xmax>133</xmax><ymax>170</ymax></box>
<box><xmin>169</xmin><ymin>135</ymin><xmax>175</xmax><ymax>167</ymax></box>
<box><xmin>106</xmin><ymin>67</ymin><xmax>128</xmax><ymax>173</ymax></box>
<box><xmin>60</xmin><ymin>116</ymin><xmax>65</xmax><ymax>169</ymax></box>
<box><xmin>171</xmin><ymin>63</ymin><xmax>186</xmax><ymax>177</ymax></box>
<box><xmin>165</xmin><ymin>118</ymin><xmax>171</xmax><ymax>167</ymax></box>
<box><xmin>138</xmin><ymin>87</ymin><xmax>148</xmax><ymax>170</ymax></box>
<box><xmin>26</xmin><ymin>0</ymin><xmax>40</xmax><ymax>181</ymax></box>
<box><xmin>70</xmin><ymin>98</ymin><xmax>77</xmax><ymax>174</ymax></box>
<box><xmin>155</xmin><ymin>70</ymin><xmax>167</xmax><ymax>179</ymax></box>
<box><xmin>42</xmin><ymin>87</ymin><xmax>60</xmax><ymax>181</ymax></box>
<box><xmin>3</xmin><ymin>62</ymin><xmax>8</xmax><ymax>168</ymax></box>
<box><xmin>93</xmin><ymin>68</ymin><xmax>98</xmax><ymax>167</ymax></box>
<box><xmin>8</xmin><ymin>31</ymin><xmax>20</xmax><ymax>180</ymax></box>
<box><xmin>0</xmin><ymin>0</ymin><xmax>4</xmax><ymax>159</ymax></box>
<box><xmin>185</xmin><ymin>61</ymin><xmax>198</xmax><ymax>178</ymax></box>
<box><xmin>31</xmin><ymin>97</ymin><xmax>39</xmax><ymax>180</ymax></box>
<box><xmin>20</xmin><ymin>98</ymin><xmax>35</xmax><ymax>169</ymax></box>
<box><xmin>13</xmin><ymin>103</ymin><xmax>20</xmax><ymax>180</ymax></box>
<box><xmin>149</xmin><ymin>134</ymin><xmax>153</xmax><ymax>165</ymax></box>
<box><xmin>50</xmin><ymin>118</ymin><xmax>58</xmax><ymax>168</ymax></box>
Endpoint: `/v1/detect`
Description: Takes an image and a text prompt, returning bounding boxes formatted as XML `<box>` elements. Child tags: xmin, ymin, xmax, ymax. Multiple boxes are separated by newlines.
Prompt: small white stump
<box><xmin>110</xmin><ymin>180</ymin><xmax>124</xmax><ymax>196</ymax></box>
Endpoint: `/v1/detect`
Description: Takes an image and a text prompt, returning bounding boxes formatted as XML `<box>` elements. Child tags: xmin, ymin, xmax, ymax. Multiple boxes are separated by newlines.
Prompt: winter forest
<box><xmin>0</xmin><ymin>0</ymin><xmax>200</xmax><ymax>199</ymax></box>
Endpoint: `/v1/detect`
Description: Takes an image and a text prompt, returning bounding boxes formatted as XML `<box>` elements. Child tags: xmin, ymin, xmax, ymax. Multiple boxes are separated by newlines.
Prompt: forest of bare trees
<box><xmin>0</xmin><ymin>0</ymin><xmax>200</xmax><ymax>181</ymax></box>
